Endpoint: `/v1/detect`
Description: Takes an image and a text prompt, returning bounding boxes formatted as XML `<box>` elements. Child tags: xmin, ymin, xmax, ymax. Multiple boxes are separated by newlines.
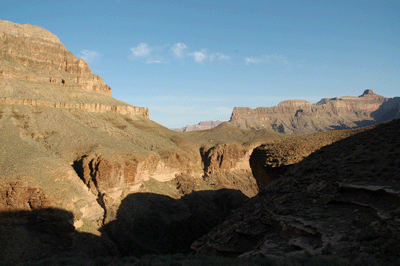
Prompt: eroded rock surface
<box><xmin>0</xmin><ymin>19</ymin><xmax>149</xmax><ymax>117</ymax></box>
<box><xmin>192</xmin><ymin>119</ymin><xmax>400</xmax><ymax>263</ymax></box>
<box><xmin>249</xmin><ymin>128</ymin><xmax>364</xmax><ymax>189</ymax></box>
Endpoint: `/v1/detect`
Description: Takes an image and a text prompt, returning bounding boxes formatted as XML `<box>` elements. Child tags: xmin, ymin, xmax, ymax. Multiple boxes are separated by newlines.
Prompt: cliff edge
<box><xmin>0</xmin><ymin>19</ymin><xmax>149</xmax><ymax>117</ymax></box>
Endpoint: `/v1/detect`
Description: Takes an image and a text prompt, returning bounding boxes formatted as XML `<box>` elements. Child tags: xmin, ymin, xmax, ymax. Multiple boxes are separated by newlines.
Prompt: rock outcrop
<box><xmin>192</xmin><ymin>119</ymin><xmax>400</xmax><ymax>264</ymax></box>
<box><xmin>0</xmin><ymin>19</ymin><xmax>110</xmax><ymax>96</ymax></box>
<box><xmin>230</xmin><ymin>90</ymin><xmax>394</xmax><ymax>134</ymax></box>
<box><xmin>249</xmin><ymin>128</ymin><xmax>364</xmax><ymax>189</ymax></box>
<box><xmin>173</xmin><ymin>120</ymin><xmax>222</xmax><ymax>132</ymax></box>
<box><xmin>0</xmin><ymin>19</ymin><xmax>149</xmax><ymax>118</ymax></box>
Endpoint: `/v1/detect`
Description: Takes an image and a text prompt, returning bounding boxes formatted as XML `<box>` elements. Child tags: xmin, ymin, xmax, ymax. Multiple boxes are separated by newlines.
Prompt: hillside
<box><xmin>193</xmin><ymin>118</ymin><xmax>400</xmax><ymax>264</ymax></box>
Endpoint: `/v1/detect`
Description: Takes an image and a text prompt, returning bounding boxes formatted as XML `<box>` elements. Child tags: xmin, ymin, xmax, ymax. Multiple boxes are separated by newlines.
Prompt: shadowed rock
<box><xmin>193</xmin><ymin>119</ymin><xmax>400</xmax><ymax>263</ymax></box>
<box><xmin>102</xmin><ymin>189</ymin><xmax>248</xmax><ymax>256</ymax></box>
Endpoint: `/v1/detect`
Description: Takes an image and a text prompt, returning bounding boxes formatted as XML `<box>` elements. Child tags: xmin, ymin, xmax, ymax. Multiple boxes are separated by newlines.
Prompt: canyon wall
<box><xmin>0</xmin><ymin>19</ymin><xmax>149</xmax><ymax>118</ymax></box>
<box><xmin>0</xmin><ymin>20</ymin><xmax>270</xmax><ymax>262</ymax></box>
<box><xmin>230</xmin><ymin>89</ymin><xmax>391</xmax><ymax>134</ymax></box>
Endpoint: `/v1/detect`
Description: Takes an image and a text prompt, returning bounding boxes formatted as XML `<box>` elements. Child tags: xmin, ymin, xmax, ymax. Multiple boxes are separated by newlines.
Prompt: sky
<box><xmin>2</xmin><ymin>0</ymin><xmax>399</xmax><ymax>128</ymax></box>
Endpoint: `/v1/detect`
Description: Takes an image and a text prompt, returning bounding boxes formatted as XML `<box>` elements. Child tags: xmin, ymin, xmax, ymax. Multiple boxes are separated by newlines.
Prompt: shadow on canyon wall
<box><xmin>0</xmin><ymin>207</ymin><xmax>119</xmax><ymax>263</ymax></box>
<box><xmin>0</xmin><ymin>188</ymin><xmax>248</xmax><ymax>263</ymax></box>
<box><xmin>101</xmin><ymin>189</ymin><xmax>248</xmax><ymax>256</ymax></box>
<box><xmin>371</xmin><ymin>97</ymin><xmax>400</xmax><ymax>122</ymax></box>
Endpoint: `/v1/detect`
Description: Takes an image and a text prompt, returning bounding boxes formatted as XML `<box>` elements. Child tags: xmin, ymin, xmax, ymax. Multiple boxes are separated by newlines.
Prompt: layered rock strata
<box><xmin>230</xmin><ymin>90</ymin><xmax>391</xmax><ymax>134</ymax></box>
<box><xmin>0</xmin><ymin>20</ymin><xmax>110</xmax><ymax>96</ymax></box>
<box><xmin>0</xmin><ymin>19</ymin><xmax>148</xmax><ymax>118</ymax></box>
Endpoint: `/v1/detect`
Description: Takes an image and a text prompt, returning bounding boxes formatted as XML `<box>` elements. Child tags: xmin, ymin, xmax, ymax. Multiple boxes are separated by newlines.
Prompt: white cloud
<box><xmin>129</xmin><ymin>43</ymin><xmax>229</xmax><ymax>65</ymax></box>
<box><xmin>245</xmin><ymin>54</ymin><xmax>293</xmax><ymax>66</ymax></box>
<box><xmin>216</xmin><ymin>53</ymin><xmax>230</xmax><ymax>60</ymax></box>
<box><xmin>130</xmin><ymin>42</ymin><xmax>151</xmax><ymax>57</ymax></box>
<box><xmin>79</xmin><ymin>50</ymin><xmax>100</xmax><ymax>63</ymax></box>
<box><xmin>209</xmin><ymin>52</ymin><xmax>230</xmax><ymax>61</ymax></box>
<box><xmin>245</xmin><ymin>56</ymin><xmax>263</xmax><ymax>65</ymax></box>
<box><xmin>189</xmin><ymin>49</ymin><xmax>208</xmax><ymax>63</ymax></box>
<box><xmin>171</xmin><ymin>43</ymin><xmax>187</xmax><ymax>58</ymax></box>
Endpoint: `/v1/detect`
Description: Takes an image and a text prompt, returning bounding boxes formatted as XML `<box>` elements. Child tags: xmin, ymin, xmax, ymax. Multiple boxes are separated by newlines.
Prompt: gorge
<box><xmin>0</xmin><ymin>20</ymin><xmax>399</xmax><ymax>265</ymax></box>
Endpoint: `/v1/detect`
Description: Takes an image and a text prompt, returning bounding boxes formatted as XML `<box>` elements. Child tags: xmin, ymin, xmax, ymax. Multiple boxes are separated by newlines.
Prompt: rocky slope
<box><xmin>192</xmin><ymin>118</ymin><xmax>400</xmax><ymax>264</ymax></box>
<box><xmin>172</xmin><ymin>120</ymin><xmax>222</xmax><ymax>132</ymax></box>
<box><xmin>0</xmin><ymin>20</ymin><xmax>293</xmax><ymax>263</ymax></box>
<box><xmin>230</xmin><ymin>90</ymin><xmax>398</xmax><ymax>134</ymax></box>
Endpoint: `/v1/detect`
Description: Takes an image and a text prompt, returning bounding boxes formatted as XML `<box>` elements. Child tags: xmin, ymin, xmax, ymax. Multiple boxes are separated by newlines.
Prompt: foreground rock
<box><xmin>192</xmin><ymin>119</ymin><xmax>400</xmax><ymax>264</ymax></box>
<box><xmin>230</xmin><ymin>90</ymin><xmax>398</xmax><ymax>134</ymax></box>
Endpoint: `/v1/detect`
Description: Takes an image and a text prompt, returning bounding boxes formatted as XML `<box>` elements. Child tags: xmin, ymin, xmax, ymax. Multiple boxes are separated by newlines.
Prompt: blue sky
<box><xmin>2</xmin><ymin>0</ymin><xmax>399</xmax><ymax>128</ymax></box>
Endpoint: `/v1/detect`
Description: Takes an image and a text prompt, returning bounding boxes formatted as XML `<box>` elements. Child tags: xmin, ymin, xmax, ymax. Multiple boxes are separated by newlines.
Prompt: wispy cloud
<box><xmin>189</xmin><ymin>50</ymin><xmax>230</xmax><ymax>63</ymax></box>
<box><xmin>210</xmin><ymin>52</ymin><xmax>230</xmax><ymax>61</ymax></box>
<box><xmin>171</xmin><ymin>43</ymin><xmax>187</xmax><ymax>58</ymax></box>
<box><xmin>79</xmin><ymin>50</ymin><xmax>100</xmax><ymax>63</ymax></box>
<box><xmin>130</xmin><ymin>42</ymin><xmax>230</xmax><ymax>64</ymax></box>
<box><xmin>130</xmin><ymin>42</ymin><xmax>152</xmax><ymax>57</ymax></box>
<box><xmin>245</xmin><ymin>56</ymin><xmax>263</xmax><ymax>65</ymax></box>
<box><xmin>265</xmin><ymin>54</ymin><xmax>291</xmax><ymax>66</ymax></box>
<box><xmin>245</xmin><ymin>54</ymin><xmax>292</xmax><ymax>66</ymax></box>
<box><xmin>216</xmin><ymin>53</ymin><xmax>230</xmax><ymax>60</ymax></box>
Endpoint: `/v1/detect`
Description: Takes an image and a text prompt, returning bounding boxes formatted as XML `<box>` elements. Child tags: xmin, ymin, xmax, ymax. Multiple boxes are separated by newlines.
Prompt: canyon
<box><xmin>0</xmin><ymin>20</ymin><xmax>399</xmax><ymax>265</ymax></box>
<box><xmin>0</xmin><ymin>20</ymin><xmax>287</xmax><ymax>262</ymax></box>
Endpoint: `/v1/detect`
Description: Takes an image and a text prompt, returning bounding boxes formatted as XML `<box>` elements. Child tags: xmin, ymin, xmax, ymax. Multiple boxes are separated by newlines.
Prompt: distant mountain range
<box><xmin>229</xmin><ymin>89</ymin><xmax>400</xmax><ymax>135</ymax></box>
<box><xmin>171</xmin><ymin>120</ymin><xmax>222</xmax><ymax>132</ymax></box>
<box><xmin>172</xmin><ymin>90</ymin><xmax>399</xmax><ymax>135</ymax></box>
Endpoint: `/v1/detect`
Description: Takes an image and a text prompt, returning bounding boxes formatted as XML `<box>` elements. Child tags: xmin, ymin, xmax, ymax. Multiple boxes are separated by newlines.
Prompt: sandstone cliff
<box><xmin>230</xmin><ymin>89</ymin><xmax>395</xmax><ymax>134</ymax></box>
<box><xmin>0</xmin><ymin>19</ymin><xmax>149</xmax><ymax>118</ymax></box>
